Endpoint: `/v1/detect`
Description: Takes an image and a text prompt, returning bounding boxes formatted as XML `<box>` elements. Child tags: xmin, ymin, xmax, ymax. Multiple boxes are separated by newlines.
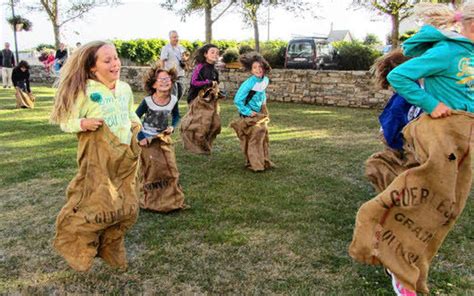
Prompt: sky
<box><xmin>0</xmin><ymin>0</ymin><xmax>412</xmax><ymax>51</ymax></box>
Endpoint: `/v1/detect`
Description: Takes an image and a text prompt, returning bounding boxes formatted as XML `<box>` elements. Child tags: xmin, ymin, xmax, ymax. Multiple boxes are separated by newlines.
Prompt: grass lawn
<box><xmin>0</xmin><ymin>85</ymin><xmax>472</xmax><ymax>295</ymax></box>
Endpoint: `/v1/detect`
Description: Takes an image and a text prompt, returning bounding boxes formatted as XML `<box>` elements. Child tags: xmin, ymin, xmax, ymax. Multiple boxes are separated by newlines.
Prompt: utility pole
<box><xmin>10</xmin><ymin>0</ymin><xmax>20</xmax><ymax>63</ymax></box>
<box><xmin>267</xmin><ymin>5</ymin><xmax>270</xmax><ymax>41</ymax></box>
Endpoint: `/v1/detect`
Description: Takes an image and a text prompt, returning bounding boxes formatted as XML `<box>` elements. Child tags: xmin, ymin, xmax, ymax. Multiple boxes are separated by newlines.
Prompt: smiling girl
<box><xmin>187</xmin><ymin>44</ymin><xmax>220</xmax><ymax>104</ymax></box>
<box><xmin>234</xmin><ymin>52</ymin><xmax>271</xmax><ymax>117</ymax></box>
<box><xmin>51</xmin><ymin>41</ymin><xmax>141</xmax><ymax>144</ymax></box>
<box><xmin>136</xmin><ymin>67</ymin><xmax>180</xmax><ymax>146</ymax></box>
<box><xmin>50</xmin><ymin>41</ymin><xmax>142</xmax><ymax>271</ymax></box>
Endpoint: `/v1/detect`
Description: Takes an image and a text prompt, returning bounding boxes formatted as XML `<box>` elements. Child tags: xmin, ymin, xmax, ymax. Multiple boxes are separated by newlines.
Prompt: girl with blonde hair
<box><xmin>50</xmin><ymin>41</ymin><xmax>142</xmax><ymax>271</ymax></box>
<box><xmin>387</xmin><ymin>1</ymin><xmax>473</xmax><ymax>118</ymax></box>
<box><xmin>381</xmin><ymin>2</ymin><xmax>473</xmax><ymax>295</ymax></box>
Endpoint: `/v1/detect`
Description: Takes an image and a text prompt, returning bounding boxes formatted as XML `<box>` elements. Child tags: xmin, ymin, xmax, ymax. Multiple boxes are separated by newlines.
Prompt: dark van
<box><xmin>284</xmin><ymin>37</ymin><xmax>339</xmax><ymax>70</ymax></box>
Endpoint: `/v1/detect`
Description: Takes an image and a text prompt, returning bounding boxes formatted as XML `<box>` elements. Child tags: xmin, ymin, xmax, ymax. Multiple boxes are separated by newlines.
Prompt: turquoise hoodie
<box><xmin>387</xmin><ymin>25</ymin><xmax>473</xmax><ymax>114</ymax></box>
<box><xmin>234</xmin><ymin>75</ymin><xmax>269</xmax><ymax>116</ymax></box>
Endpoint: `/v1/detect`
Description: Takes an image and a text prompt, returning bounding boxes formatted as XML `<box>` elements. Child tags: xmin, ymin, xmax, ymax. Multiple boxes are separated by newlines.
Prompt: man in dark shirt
<box><xmin>0</xmin><ymin>42</ymin><xmax>16</xmax><ymax>88</ymax></box>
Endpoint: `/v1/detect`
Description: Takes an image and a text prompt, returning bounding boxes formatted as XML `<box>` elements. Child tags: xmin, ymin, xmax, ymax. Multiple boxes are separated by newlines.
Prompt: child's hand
<box><xmin>139</xmin><ymin>138</ymin><xmax>148</xmax><ymax>146</ymax></box>
<box><xmin>250</xmin><ymin>111</ymin><xmax>257</xmax><ymax>117</ymax></box>
<box><xmin>163</xmin><ymin>126</ymin><xmax>174</xmax><ymax>134</ymax></box>
<box><xmin>80</xmin><ymin>118</ymin><xmax>103</xmax><ymax>131</ymax></box>
<box><xmin>430</xmin><ymin>103</ymin><xmax>452</xmax><ymax>119</ymax></box>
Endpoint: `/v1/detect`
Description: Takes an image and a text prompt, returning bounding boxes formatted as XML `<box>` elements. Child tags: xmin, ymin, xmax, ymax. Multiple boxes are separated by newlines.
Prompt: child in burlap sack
<box><xmin>12</xmin><ymin>60</ymin><xmax>35</xmax><ymax>109</ymax></box>
<box><xmin>187</xmin><ymin>44</ymin><xmax>220</xmax><ymax>104</ymax></box>
<box><xmin>351</xmin><ymin>3</ymin><xmax>474</xmax><ymax>295</ymax></box>
<box><xmin>50</xmin><ymin>41</ymin><xmax>142</xmax><ymax>271</ymax></box>
<box><xmin>230</xmin><ymin>52</ymin><xmax>274</xmax><ymax>171</ymax></box>
<box><xmin>365</xmin><ymin>50</ymin><xmax>422</xmax><ymax>193</ymax></box>
<box><xmin>135</xmin><ymin>66</ymin><xmax>185</xmax><ymax>212</ymax></box>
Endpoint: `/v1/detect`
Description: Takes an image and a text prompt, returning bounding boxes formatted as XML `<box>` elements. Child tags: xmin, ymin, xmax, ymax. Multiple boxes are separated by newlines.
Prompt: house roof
<box><xmin>327</xmin><ymin>30</ymin><xmax>353</xmax><ymax>42</ymax></box>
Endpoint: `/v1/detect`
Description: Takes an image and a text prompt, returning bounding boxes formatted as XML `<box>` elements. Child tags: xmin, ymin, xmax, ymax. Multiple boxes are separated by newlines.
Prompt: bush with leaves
<box><xmin>222</xmin><ymin>47</ymin><xmax>240</xmax><ymax>63</ymax></box>
<box><xmin>332</xmin><ymin>41</ymin><xmax>382</xmax><ymax>70</ymax></box>
<box><xmin>36</xmin><ymin>43</ymin><xmax>55</xmax><ymax>53</ymax></box>
<box><xmin>111</xmin><ymin>38</ymin><xmax>288</xmax><ymax>67</ymax></box>
<box><xmin>239</xmin><ymin>45</ymin><xmax>254</xmax><ymax>55</ymax></box>
<box><xmin>399</xmin><ymin>30</ymin><xmax>418</xmax><ymax>42</ymax></box>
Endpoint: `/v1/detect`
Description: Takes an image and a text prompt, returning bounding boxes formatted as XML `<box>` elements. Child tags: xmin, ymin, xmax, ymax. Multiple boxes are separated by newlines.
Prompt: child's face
<box><xmin>91</xmin><ymin>45</ymin><xmax>121</xmax><ymax>85</ymax></box>
<box><xmin>251</xmin><ymin>61</ymin><xmax>264</xmax><ymax>78</ymax></box>
<box><xmin>152</xmin><ymin>71</ymin><xmax>173</xmax><ymax>93</ymax></box>
<box><xmin>204</xmin><ymin>47</ymin><xmax>219</xmax><ymax>64</ymax></box>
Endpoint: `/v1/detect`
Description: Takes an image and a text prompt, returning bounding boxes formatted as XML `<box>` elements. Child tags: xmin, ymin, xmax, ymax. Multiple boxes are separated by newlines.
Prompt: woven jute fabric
<box><xmin>350</xmin><ymin>112</ymin><xmax>473</xmax><ymax>293</ymax></box>
<box><xmin>180</xmin><ymin>86</ymin><xmax>222</xmax><ymax>154</ymax></box>
<box><xmin>365</xmin><ymin>147</ymin><xmax>420</xmax><ymax>193</ymax></box>
<box><xmin>230</xmin><ymin>111</ymin><xmax>274</xmax><ymax>172</ymax></box>
<box><xmin>15</xmin><ymin>88</ymin><xmax>35</xmax><ymax>108</ymax></box>
<box><xmin>54</xmin><ymin>124</ymin><xmax>141</xmax><ymax>271</ymax></box>
<box><xmin>138</xmin><ymin>133</ymin><xmax>185</xmax><ymax>213</ymax></box>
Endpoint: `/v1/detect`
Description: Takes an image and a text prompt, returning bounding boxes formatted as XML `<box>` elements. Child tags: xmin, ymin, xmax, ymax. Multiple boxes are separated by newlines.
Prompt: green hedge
<box><xmin>112</xmin><ymin>38</ymin><xmax>288</xmax><ymax>68</ymax></box>
<box><xmin>332</xmin><ymin>41</ymin><xmax>382</xmax><ymax>70</ymax></box>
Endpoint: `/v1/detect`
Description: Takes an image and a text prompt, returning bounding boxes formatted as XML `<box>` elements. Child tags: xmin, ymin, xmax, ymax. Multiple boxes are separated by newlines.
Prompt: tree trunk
<box><xmin>390</xmin><ymin>14</ymin><xmax>400</xmax><ymax>50</ymax></box>
<box><xmin>205</xmin><ymin>6</ymin><xmax>212</xmax><ymax>43</ymax></box>
<box><xmin>53</xmin><ymin>22</ymin><xmax>61</xmax><ymax>48</ymax></box>
<box><xmin>253</xmin><ymin>18</ymin><xmax>260</xmax><ymax>52</ymax></box>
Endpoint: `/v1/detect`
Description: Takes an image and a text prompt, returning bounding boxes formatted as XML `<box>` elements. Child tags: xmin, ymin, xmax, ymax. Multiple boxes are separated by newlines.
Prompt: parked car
<box><xmin>284</xmin><ymin>37</ymin><xmax>339</xmax><ymax>70</ymax></box>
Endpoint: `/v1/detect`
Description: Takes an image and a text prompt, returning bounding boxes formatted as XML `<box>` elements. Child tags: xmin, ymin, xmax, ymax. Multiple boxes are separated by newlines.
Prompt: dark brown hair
<box><xmin>239</xmin><ymin>51</ymin><xmax>271</xmax><ymax>74</ymax></box>
<box><xmin>143</xmin><ymin>65</ymin><xmax>178</xmax><ymax>95</ymax></box>
<box><xmin>371</xmin><ymin>48</ymin><xmax>411</xmax><ymax>90</ymax></box>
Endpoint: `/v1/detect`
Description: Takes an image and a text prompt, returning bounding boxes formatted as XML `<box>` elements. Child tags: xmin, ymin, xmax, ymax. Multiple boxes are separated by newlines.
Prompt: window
<box><xmin>288</xmin><ymin>41</ymin><xmax>313</xmax><ymax>58</ymax></box>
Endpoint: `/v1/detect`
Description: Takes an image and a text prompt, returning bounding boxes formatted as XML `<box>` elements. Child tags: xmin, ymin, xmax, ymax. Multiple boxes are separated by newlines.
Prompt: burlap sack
<box><xmin>15</xmin><ymin>88</ymin><xmax>35</xmax><ymax>109</ymax></box>
<box><xmin>230</xmin><ymin>110</ymin><xmax>274</xmax><ymax>172</ymax></box>
<box><xmin>349</xmin><ymin>112</ymin><xmax>473</xmax><ymax>293</ymax></box>
<box><xmin>139</xmin><ymin>133</ymin><xmax>185</xmax><ymax>213</ymax></box>
<box><xmin>54</xmin><ymin>124</ymin><xmax>141</xmax><ymax>272</ymax></box>
<box><xmin>365</xmin><ymin>147</ymin><xmax>419</xmax><ymax>193</ymax></box>
<box><xmin>180</xmin><ymin>85</ymin><xmax>222</xmax><ymax>154</ymax></box>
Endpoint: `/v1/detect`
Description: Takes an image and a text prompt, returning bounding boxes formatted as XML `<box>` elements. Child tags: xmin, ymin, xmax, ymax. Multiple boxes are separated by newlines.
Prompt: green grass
<box><xmin>0</xmin><ymin>85</ymin><xmax>472</xmax><ymax>294</ymax></box>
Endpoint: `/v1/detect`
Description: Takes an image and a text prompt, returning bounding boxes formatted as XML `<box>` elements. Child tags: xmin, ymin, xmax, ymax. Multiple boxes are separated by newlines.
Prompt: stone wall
<box><xmin>30</xmin><ymin>65</ymin><xmax>390</xmax><ymax>109</ymax></box>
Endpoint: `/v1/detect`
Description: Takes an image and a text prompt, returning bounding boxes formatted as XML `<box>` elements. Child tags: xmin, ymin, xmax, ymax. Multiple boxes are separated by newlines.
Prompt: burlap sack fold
<box><xmin>180</xmin><ymin>85</ymin><xmax>222</xmax><ymax>154</ymax></box>
<box><xmin>139</xmin><ymin>133</ymin><xmax>185</xmax><ymax>213</ymax></box>
<box><xmin>15</xmin><ymin>88</ymin><xmax>35</xmax><ymax>109</ymax></box>
<box><xmin>365</xmin><ymin>147</ymin><xmax>419</xmax><ymax>193</ymax></box>
<box><xmin>230</xmin><ymin>110</ymin><xmax>274</xmax><ymax>172</ymax></box>
<box><xmin>349</xmin><ymin>112</ymin><xmax>473</xmax><ymax>293</ymax></box>
<box><xmin>54</xmin><ymin>124</ymin><xmax>141</xmax><ymax>272</ymax></box>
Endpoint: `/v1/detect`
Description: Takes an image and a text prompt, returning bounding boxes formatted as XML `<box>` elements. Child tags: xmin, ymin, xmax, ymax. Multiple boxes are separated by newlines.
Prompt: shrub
<box><xmin>239</xmin><ymin>45</ymin><xmax>254</xmax><ymax>55</ymax></box>
<box><xmin>36</xmin><ymin>43</ymin><xmax>55</xmax><ymax>52</ymax></box>
<box><xmin>332</xmin><ymin>41</ymin><xmax>382</xmax><ymax>70</ymax></box>
<box><xmin>399</xmin><ymin>30</ymin><xmax>417</xmax><ymax>42</ymax></box>
<box><xmin>261</xmin><ymin>40</ymin><xmax>288</xmax><ymax>69</ymax></box>
<box><xmin>211</xmin><ymin>40</ymin><xmax>239</xmax><ymax>53</ymax></box>
<box><xmin>222</xmin><ymin>47</ymin><xmax>239</xmax><ymax>63</ymax></box>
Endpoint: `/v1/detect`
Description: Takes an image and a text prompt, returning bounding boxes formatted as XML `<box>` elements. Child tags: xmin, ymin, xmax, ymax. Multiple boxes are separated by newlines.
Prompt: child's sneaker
<box><xmin>386</xmin><ymin>269</ymin><xmax>417</xmax><ymax>296</ymax></box>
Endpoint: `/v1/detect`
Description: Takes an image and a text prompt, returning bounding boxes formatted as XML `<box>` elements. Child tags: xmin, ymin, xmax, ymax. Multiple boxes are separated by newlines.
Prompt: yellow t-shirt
<box><xmin>60</xmin><ymin>80</ymin><xmax>141</xmax><ymax>144</ymax></box>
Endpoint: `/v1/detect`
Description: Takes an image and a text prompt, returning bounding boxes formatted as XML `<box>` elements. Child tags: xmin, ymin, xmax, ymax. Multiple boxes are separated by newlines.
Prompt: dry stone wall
<box><xmin>30</xmin><ymin>65</ymin><xmax>390</xmax><ymax>109</ymax></box>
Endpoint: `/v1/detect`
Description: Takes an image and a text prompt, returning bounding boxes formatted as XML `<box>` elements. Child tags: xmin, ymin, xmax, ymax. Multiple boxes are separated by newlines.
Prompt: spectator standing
<box><xmin>0</xmin><ymin>42</ymin><xmax>16</xmax><ymax>88</ymax></box>
<box><xmin>160</xmin><ymin>30</ymin><xmax>186</xmax><ymax>101</ymax></box>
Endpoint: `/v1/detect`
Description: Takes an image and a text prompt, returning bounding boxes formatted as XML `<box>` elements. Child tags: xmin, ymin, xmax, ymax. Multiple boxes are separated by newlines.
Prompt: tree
<box><xmin>363</xmin><ymin>33</ymin><xmax>381</xmax><ymax>46</ymax></box>
<box><xmin>161</xmin><ymin>0</ymin><xmax>236</xmax><ymax>43</ymax></box>
<box><xmin>354</xmin><ymin>0</ymin><xmax>465</xmax><ymax>50</ymax></box>
<box><xmin>239</xmin><ymin>0</ymin><xmax>316</xmax><ymax>52</ymax></box>
<box><xmin>29</xmin><ymin>0</ymin><xmax>119</xmax><ymax>47</ymax></box>
<box><xmin>353</xmin><ymin>0</ymin><xmax>415</xmax><ymax>50</ymax></box>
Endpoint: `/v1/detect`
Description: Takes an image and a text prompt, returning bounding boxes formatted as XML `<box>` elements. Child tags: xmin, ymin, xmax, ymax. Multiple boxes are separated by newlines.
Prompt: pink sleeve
<box><xmin>191</xmin><ymin>63</ymin><xmax>211</xmax><ymax>87</ymax></box>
